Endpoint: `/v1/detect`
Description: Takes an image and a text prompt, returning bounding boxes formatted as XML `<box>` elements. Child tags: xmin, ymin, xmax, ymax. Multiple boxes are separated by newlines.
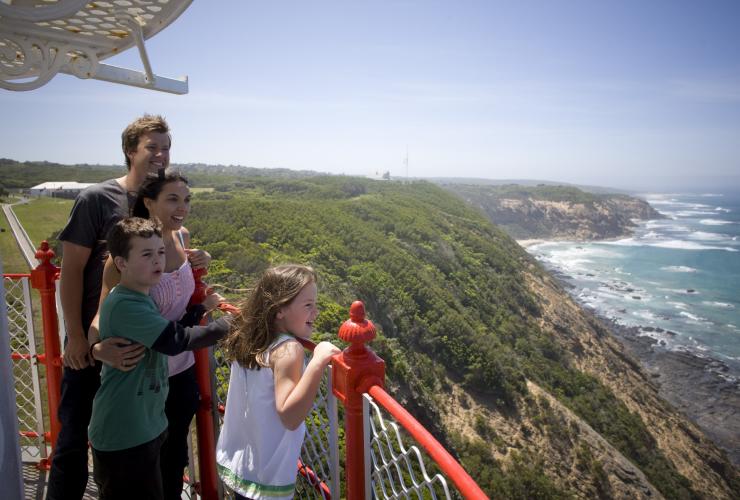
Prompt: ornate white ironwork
<box><xmin>363</xmin><ymin>394</ymin><xmax>454</xmax><ymax>500</ymax></box>
<box><xmin>0</xmin><ymin>0</ymin><xmax>89</xmax><ymax>23</ymax></box>
<box><xmin>212</xmin><ymin>345</ymin><xmax>339</xmax><ymax>499</ymax></box>
<box><xmin>0</xmin><ymin>0</ymin><xmax>191</xmax><ymax>93</ymax></box>
<box><xmin>4</xmin><ymin>275</ymin><xmax>47</xmax><ymax>463</ymax></box>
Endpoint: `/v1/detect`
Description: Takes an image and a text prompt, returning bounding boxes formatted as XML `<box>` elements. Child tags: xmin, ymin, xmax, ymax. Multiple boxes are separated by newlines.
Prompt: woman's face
<box><xmin>145</xmin><ymin>180</ymin><xmax>191</xmax><ymax>230</ymax></box>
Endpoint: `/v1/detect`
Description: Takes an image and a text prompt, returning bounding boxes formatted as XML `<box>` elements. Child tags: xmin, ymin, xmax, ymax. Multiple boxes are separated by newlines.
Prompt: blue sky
<box><xmin>2</xmin><ymin>1</ymin><xmax>739</xmax><ymax>192</ymax></box>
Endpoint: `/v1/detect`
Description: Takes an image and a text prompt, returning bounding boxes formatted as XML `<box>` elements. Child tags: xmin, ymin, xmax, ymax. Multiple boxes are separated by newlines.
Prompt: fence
<box><xmin>4</xmin><ymin>274</ymin><xmax>49</xmax><ymax>466</ymax></box>
<box><xmin>5</xmin><ymin>240</ymin><xmax>488</xmax><ymax>499</ymax></box>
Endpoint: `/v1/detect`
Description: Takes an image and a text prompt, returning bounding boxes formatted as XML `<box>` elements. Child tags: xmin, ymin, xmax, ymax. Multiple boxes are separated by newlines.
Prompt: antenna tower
<box><xmin>404</xmin><ymin>146</ymin><xmax>409</xmax><ymax>182</ymax></box>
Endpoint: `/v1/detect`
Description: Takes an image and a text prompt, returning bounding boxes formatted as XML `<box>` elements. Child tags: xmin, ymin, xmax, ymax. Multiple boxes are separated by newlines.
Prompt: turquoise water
<box><xmin>527</xmin><ymin>192</ymin><xmax>740</xmax><ymax>375</ymax></box>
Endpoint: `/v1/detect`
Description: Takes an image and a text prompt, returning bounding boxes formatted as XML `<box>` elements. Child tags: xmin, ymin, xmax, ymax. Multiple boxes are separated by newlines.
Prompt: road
<box><xmin>2</xmin><ymin>201</ymin><xmax>38</xmax><ymax>269</ymax></box>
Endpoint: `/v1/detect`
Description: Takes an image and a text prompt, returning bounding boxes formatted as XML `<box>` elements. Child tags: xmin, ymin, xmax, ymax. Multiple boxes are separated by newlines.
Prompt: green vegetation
<box><xmin>185</xmin><ymin>175</ymin><xmax>696</xmax><ymax>497</ymax></box>
<box><xmin>451</xmin><ymin>434</ymin><xmax>571</xmax><ymax>500</ymax></box>
<box><xmin>0</xmin><ymin>158</ymin><xmax>121</xmax><ymax>188</ymax></box>
<box><xmin>2</xmin><ymin>162</ymin><xmax>705</xmax><ymax>497</ymax></box>
<box><xmin>0</xmin><ymin>158</ymin><xmax>319</xmax><ymax>190</ymax></box>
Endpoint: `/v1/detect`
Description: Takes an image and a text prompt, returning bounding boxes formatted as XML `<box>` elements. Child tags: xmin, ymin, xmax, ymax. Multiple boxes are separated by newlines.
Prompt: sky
<box><xmin>2</xmin><ymin>0</ymin><xmax>740</xmax><ymax>192</ymax></box>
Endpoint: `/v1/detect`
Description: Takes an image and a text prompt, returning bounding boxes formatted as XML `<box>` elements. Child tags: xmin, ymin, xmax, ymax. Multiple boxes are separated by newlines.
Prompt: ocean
<box><xmin>526</xmin><ymin>191</ymin><xmax>740</xmax><ymax>377</ymax></box>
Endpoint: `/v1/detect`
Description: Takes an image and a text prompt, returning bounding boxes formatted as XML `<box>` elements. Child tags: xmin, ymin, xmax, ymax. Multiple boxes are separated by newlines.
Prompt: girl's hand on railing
<box><xmin>312</xmin><ymin>341</ymin><xmax>341</xmax><ymax>366</ymax></box>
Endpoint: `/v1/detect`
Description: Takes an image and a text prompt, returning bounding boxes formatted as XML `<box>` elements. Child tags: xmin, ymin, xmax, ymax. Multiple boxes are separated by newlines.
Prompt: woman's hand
<box><xmin>91</xmin><ymin>337</ymin><xmax>146</xmax><ymax>372</ymax></box>
<box><xmin>185</xmin><ymin>248</ymin><xmax>211</xmax><ymax>270</ymax></box>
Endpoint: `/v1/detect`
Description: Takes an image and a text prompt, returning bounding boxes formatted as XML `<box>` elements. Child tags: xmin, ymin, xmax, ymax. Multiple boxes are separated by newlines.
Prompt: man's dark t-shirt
<box><xmin>58</xmin><ymin>179</ymin><xmax>136</xmax><ymax>334</ymax></box>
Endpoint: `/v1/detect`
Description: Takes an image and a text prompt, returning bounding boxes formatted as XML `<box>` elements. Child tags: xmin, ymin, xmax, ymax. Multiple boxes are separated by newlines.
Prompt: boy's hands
<box><xmin>91</xmin><ymin>338</ymin><xmax>146</xmax><ymax>372</ymax></box>
<box><xmin>312</xmin><ymin>341</ymin><xmax>341</xmax><ymax>366</ymax></box>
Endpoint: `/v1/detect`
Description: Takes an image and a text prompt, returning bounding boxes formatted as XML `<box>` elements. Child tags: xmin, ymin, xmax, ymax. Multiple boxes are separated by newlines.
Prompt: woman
<box><xmin>91</xmin><ymin>169</ymin><xmax>213</xmax><ymax>500</ymax></box>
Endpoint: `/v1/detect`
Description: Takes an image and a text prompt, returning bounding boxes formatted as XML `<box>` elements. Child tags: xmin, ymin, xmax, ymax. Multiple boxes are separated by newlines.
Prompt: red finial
<box><xmin>339</xmin><ymin>300</ymin><xmax>376</xmax><ymax>347</ymax></box>
<box><xmin>35</xmin><ymin>240</ymin><xmax>55</xmax><ymax>264</ymax></box>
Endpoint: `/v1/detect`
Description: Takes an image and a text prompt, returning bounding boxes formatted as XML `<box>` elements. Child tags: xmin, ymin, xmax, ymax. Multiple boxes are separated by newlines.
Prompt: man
<box><xmin>47</xmin><ymin>115</ymin><xmax>177</xmax><ymax>498</ymax></box>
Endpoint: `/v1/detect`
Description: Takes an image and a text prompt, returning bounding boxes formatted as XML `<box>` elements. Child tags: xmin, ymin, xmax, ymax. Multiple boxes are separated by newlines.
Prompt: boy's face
<box><xmin>114</xmin><ymin>235</ymin><xmax>165</xmax><ymax>293</ymax></box>
<box><xmin>127</xmin><ymin>131</ymin><xmax>170</xmax><ymax>175</ymax></box>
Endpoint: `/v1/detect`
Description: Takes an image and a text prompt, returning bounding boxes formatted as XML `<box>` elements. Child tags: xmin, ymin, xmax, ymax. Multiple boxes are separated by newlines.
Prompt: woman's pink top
<box><xmin>149</xmin><ymin>232</ymin><xmax>196</xmax><ymax>376</ymax></box>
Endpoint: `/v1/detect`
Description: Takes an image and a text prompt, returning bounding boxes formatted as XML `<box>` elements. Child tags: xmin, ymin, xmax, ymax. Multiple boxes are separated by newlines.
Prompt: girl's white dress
<box><xmin>216</xmin><ymin>334</ymin><xmax>306</xmax><ymax>499</ymax></box>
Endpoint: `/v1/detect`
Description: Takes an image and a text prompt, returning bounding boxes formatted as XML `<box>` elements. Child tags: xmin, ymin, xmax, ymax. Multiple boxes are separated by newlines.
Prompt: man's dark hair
<box><xmin>107</xmin><ymin>217</ymin><xmax>162</xmax><ymax>260</ymax></box>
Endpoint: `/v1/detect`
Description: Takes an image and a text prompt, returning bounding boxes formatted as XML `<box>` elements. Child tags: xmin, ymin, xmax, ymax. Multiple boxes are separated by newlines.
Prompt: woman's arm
<box><xmin>273</xmin><ymin>341</ymin><xmax>340</xmax><ymax>430</ymax></box>
<box><xmin>89</xmin><ymin>256</ymin><xmax>146</xmax><ymax>371</ymax></box>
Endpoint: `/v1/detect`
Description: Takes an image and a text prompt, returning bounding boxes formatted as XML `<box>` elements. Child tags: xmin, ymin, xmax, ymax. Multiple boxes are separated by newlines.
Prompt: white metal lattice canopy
<box><xmin>0</xmin><ymin>0</ymin><xmax>191</xmax><ymax>94</ymax></box>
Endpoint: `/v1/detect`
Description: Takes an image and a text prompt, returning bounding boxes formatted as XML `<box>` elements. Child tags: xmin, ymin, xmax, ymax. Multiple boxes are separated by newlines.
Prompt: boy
<box><xmin>88</xmin><ymin>217</ymin><xmax>228</xmax><ymax>499</ymax></box>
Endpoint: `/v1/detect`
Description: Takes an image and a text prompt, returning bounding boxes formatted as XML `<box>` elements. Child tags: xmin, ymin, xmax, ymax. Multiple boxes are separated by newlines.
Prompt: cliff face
<box><xmin>398</xmin><ymin>266</ymin><xmax>739</xmax><ymax>499</ymax></box>
<box><xmin>442</xmin><ymin>184</ymin><xmax>663</xmax><ymax>240</ymax></box>
<box><xmin>523</xmin><ymin>270</ymin><xmax>738</xmax><ymax>498</ymax></box>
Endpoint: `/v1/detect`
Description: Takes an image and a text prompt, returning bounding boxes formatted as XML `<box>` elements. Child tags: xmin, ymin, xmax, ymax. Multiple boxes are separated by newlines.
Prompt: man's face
<box><xmin>115</xmin><ymin>235</ymin><xmax>165</xmax><ymax>292</ymax></box>
<box><xmin>127</xmin><ymin>132</ymin><xmax>170</xmax><ymax>174</ymax></box>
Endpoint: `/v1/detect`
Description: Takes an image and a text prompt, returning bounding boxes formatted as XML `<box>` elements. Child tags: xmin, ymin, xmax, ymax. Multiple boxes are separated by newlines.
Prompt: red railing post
<box><xmin>29</xmin><ymin>241</ymin><xmax>62</xmax><ymax>466</ymax></box>
<box><xmin>189</xmin><ymin>267</ymin><xmax>220</xmax><ymax>500</ymax></box>
<box><xmin>332</xmin><ymin>301</ymin><xmax>385</xmax><ymax>499</ymax></box>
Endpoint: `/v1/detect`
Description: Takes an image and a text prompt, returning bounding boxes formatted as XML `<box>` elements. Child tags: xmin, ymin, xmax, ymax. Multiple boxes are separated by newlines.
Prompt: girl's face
<box><xmin>144</xmin><ymin>180</ymin><xmax>191</xmax><ymax>231</ymax></box>
<box><xmin>274</xmin><ymin>282</ymin><xmax>319</xmax><ymax>339</ymax></box>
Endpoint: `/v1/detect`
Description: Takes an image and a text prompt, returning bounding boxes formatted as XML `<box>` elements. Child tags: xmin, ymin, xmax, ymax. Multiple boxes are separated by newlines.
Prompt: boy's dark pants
<box><xmin>92</xmin><ymin>430</ymin><xmax>168</xmax><ymax>500</ymax></box>
<box><xmin>161</xmin><ymin>365</ymin><xmax>200</xmax><ymax>500</ymax></box>
<box><xmin>46</xmin><ymin>364</ymin><xmax>101</xmax><ymax>499</ymax></box>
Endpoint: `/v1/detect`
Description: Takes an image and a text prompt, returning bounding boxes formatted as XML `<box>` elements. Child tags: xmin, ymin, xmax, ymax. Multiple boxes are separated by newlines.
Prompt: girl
<box><xmin>216</xmin><ymin>265</ymin><xmax>340</xmax><ymax>500</ymax></box>
<box><xmin>91</xmin><ymin>169</ymin><xmax>216</xmax><ymax>500</ymax></box>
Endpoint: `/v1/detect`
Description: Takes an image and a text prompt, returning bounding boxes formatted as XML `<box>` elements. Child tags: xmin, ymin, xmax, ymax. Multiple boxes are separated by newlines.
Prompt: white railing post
<box><xmin>327</xmin><ymin>366</ymin><xmax>341</xmax><ymax>497</ymax></box>
<box><xmin>22</xmin><ymin>277</ymin><xmax>47</xmax><ymax>461</ymax></box>
<box><xmin>362</xmin><ymin>394</ymin><xmax>372</xmax><ymax>500</ymax></box>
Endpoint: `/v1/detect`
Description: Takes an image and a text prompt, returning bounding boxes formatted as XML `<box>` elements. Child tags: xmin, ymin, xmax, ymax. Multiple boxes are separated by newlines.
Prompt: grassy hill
<box><xmin>185</xmin><ymin>176</ymin><xmax>738</xmax><ymax>498</ymax></box>
<box><xmin>4</xmin><ymin>161</ymin><xmax>737</xmax><ymax>497</ymax></box>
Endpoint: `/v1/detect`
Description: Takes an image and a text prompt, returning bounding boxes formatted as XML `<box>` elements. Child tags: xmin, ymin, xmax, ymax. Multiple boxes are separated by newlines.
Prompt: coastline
<box><xmin>523</xmin><ymin>230</ymin><xmax>740</xmax><ymax>467</ymax></box>
<box><xmin>607</xmin><ymin>319</ymin><xmax>740</xmax><ymax>466</ymax></box>
<box><xmin>516</xmin><ymin>239</ymin><xmax>547</xmax><ymax>248</ymax></box>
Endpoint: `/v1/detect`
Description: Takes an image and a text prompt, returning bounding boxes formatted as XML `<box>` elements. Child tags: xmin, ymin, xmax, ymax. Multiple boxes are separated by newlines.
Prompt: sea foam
<box><xmin>700</xmin><ymin>219</ymin><xmax>734</xmax><ymax>226</ymax></box>
<box><xmin>661</xmin><ymin>265</ymin><xmax>697</xmax><ymax>273</ymax></box>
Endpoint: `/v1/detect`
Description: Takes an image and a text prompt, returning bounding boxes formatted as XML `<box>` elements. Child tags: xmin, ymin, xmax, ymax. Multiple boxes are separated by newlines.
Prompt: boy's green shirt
<box><xmin>88</xmin><ymin>285</ymin><xmax>171</xmax><ymax>451</ymax></box>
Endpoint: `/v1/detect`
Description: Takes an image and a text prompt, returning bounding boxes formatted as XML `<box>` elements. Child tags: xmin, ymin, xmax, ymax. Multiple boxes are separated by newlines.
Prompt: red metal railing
<box><xmin>367</xmin><ymin>385</ymin><xmax>488</xmax><ymax>499</ymax></box>
<box><xmin>28</xmin><ymin>242</ymin><xmax>63</xmax><ymax>470</ymax></box>
<box><xmin>9</xmin><ymin>241</ymin><xmax>489</xmax><ymax>499</ymax></box>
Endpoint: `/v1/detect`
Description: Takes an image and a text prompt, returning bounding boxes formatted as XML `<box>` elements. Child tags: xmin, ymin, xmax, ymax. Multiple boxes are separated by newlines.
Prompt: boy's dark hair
<box><xmin>121</xmin><ymin>114</ymin><xmax>170</xmax><ymax>170</ymax></box>
<box><xmin>107</xmin><ymin>217</ymin><xmax>162</xmax><ymax>260</ymax></box>
<box><xmin>132</xmin><ymin>169</ymin><xmax>190</xmax><ymax>219</ymax></box>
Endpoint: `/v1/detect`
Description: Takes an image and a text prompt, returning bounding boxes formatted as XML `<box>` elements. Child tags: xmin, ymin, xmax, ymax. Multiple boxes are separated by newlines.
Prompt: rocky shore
<box><xmin>609</xmin><ymin>322</ymin><xmax>740</xmax><ymax>466</ymax></box>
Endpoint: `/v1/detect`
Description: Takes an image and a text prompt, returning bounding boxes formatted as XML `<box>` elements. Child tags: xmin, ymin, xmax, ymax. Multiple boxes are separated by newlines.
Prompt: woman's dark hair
<box><xmin>132</xmin><ymin>169</ymin><xmax>190</xmax><ymax>219</ymax></box>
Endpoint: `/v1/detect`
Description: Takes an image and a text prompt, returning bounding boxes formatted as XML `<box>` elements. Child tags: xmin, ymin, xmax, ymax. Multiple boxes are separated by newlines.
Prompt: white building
<box><xmin>28</xmin><ymin>182</ymin><xmax>95</xmax><ymax>198</ymax></box>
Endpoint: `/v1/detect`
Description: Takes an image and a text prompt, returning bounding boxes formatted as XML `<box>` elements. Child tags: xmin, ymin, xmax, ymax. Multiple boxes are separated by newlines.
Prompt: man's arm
<box><xmin>59</xmin><ymin>241</ymin><xmax>93</xmax><ymax>370</ymax></box>
<box><xmin>88</xmin><ymin>256</ymin><xmax>146</xmax><ymax>371</ymax></box>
